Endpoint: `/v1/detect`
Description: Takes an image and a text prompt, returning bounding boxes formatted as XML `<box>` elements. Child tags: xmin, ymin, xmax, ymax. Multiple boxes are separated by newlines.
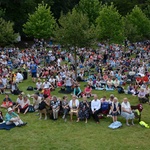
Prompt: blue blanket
<box><xmin>0</xmin><ymin>123</ymin><xmax>16</xmax><ymax>130</ymax></box>
<box><xmin>108</xmin><ymin>121</ymin><xmax>122</xmax><ymax>129</ymax></box>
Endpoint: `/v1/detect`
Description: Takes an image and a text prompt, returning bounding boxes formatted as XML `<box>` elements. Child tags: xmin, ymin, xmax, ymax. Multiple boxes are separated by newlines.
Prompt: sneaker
<box><xmin>62</xmin><ymin>115</ymin><xmax>65</xmax><ymax>119</ymax></box>
<box><xmin>21</xmin><ymin>122</ymin><xmax>27</xmax><ymax>126</ymax></box>
<box><xmin>16</xmin><ymin>124</ymin><xmax>22</xmax><ymax>127</ymax></box>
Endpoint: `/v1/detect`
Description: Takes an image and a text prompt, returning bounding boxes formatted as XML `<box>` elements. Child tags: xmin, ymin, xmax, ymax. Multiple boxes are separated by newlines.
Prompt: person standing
<box><xmin>110</xmin><ymin>97</ymin><xmax>120</xmax><ymax>122</ymax></box>
<box><xmin>30</xmin><ymin>61</ymin><xmax>37</xmax><ymax>82</ymax></box>
<box><xmin>91</xmin><ymin>95</ymin><xmax>101</xmax><ymax>123</ymax></box>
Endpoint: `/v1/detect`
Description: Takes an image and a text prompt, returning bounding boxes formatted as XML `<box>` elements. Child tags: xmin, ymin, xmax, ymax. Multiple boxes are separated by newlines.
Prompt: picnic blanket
<box><xmin>108</xmin><ymin>121</ymin><xmax>122</xmax><ymax>129</ymax></box>
<box><xmin>0</xmin><ymin>122</ymin><xmax>16</xmax><ymax>130</ymax></box>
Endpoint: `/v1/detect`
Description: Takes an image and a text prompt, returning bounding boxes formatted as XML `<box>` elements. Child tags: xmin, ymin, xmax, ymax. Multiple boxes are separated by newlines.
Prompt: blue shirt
<box><xmin>30</xmin><ymin>64</ymin><xmax>37</xmax><ymax>73</ymax></box>
<box><xmin>5</xmin><ymin>112</ymin><xmax>18</xmax><ymax>122</ymax></box>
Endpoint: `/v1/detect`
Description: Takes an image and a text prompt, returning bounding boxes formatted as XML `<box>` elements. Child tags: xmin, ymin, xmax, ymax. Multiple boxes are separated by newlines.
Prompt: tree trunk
<box><xmin>74</xmin><ymin>47</ymin><xmax>77</xmax><ymax>80</ymax></box>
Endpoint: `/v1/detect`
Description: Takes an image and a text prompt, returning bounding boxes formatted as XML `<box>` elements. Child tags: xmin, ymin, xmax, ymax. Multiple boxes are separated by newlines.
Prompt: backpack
<box><xmin>39</xmin><ymin>101</ymin><xmax>46</xmax><ymax>110</ymax></box>
<box><xmin>28</xmin><ymin>105</ymin><xmax>35</xmax><ymax>112</ymax></box>
<box><xmin>27</xmin><ymin>86</ymin><xmax>33</xmax><ymax>91</ymax></box>
<box><xmin>118</xmin><ymin>87</ymin><xmax>124</xmax><ymax>94</ymax></box>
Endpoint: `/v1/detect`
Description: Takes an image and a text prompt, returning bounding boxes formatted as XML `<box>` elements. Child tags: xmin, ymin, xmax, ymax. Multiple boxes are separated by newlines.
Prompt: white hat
<box><xmin>8</xmin><ymin>107</ymin><xmax>13</xmax><ymax>112</ymax></box>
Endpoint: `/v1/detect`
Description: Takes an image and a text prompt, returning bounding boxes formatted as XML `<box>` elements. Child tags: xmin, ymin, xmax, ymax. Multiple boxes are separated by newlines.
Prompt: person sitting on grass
<box><xmin>5</xmin><ymin>107</ymin><xmax>27</xmax><ymax>127</ymax></box>
<box><xmin>31</xmin><ymin>94</ymin><xmax>42</xmax><ymax>112</ymax></box>
<box><xmin>69</xmin><ymin>95</ymin><xmax>79</xmax><ymax>121</ymax></box>
<box><xmin>18</xmin><ymin>95</ymin><xmax>30</xmax><ymax>114</ymax></box>
<box><xmin>110</xmin><ymin>97</ymin><xmax>120</xmax><ymax>122</ymax></box>
<box><xmin>73</xmin><ymin>85</ymin><xmax>82</xmax><ymax>98</ymax></box>
<box><xmin>138</xmin><ymin>88</ymin><xmax>149</xmax><ymax>103</ymax></box>
<box><xmin>84</xmin><ymin>85</ymin><xmax>92</xmax><ymax>98</ymax></box>
<box><xmin>0</xmin><ymin>111</ymin><xmax>4</xmax><ymax>123</ymax></box>
<box><xmin>1</xmin><ymin>94</ymin><xmax>13</xmax><ymax>108</ymax></box>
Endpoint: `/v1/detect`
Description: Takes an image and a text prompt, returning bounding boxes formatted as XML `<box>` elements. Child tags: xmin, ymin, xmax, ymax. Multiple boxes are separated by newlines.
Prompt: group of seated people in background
<box><xmin>0</xmin><ymin>92</ymin><xmax>142</xmax><ymax>127</ymax></box>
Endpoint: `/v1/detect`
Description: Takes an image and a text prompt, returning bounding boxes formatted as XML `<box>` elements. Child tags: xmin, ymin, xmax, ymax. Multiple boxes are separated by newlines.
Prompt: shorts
<box><xmin>31</xmin><ymin>72</ymin><xmax>37</xmax><ymax>78</ymax></box>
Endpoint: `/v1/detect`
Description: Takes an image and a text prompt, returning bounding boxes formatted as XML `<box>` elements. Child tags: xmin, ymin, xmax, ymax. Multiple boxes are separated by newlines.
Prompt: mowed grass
<box><xmin>0</xmin><ymin>76</ymin><xmax>150</xmax><ymax>150</ymax></box>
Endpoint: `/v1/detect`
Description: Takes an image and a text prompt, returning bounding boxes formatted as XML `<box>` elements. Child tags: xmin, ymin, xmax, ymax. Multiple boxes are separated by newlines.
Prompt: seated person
<box><xmin>73</xmin><ymin>85</ymin><xmax>82</xmax><ymax>98</ymax></box>
<box><xmin>50</xmin><ymin>96</ymin><xmax>60</xmax><ymax>120</ymax></box>
<box><xmin>84</xmin><ymin>85</ymin><xmax>92</xmax><ymax>98</ymax></box>
<box><xmin>95</xmin><ymin>78</ymin><xmax>104</xmax><ymax>90</ymax></box>
<box><xmin>0</xmin><ymin>111</ymin><xmax>4</xmax><ymax>123</ymax></box>
<box><xmin>91</xmin><ymin>94</ymin><xmax>101</xmax><ymax>123</ymax></box>
<box><xmin>16</xmin><ymin>71</ymin><xmax>23</xmax><ymax>83</ymax></box>
<box><xmin>76</xmin><ymin>96</ymin><xmax>90</xmax><ymax>123</ymax></box>
<box><xmin>35</xmin><ymin>79</ymin><xmax>43</xmax><ymax>91</ymax></box>
<box><xmin>62</xmin><ymin>95</ymin><xmax>69</xmax><ymax>121</ymax></box>
<box><xmin>106</xmin><ymin>78</ymin><xmax>114</xmax><ymax>91</ymax></box>
<box><xmin>100</xmin><ymin>96</ymin><xmax>109</xmax><ymax>115</ymax></box>
<box><xmin>136</xmin><ymin>75</ymin><xmax>143</xmax><ymax>86</ymax></box>
<box><xmin>31</xmin><ymin>94</ymin><xmax>42</xmax><ymax>111</ymax></box>
<box><xmin>110</xmin><ymin>97</ymin><xmax>120</xmax><ymax>122</ymax></box>
<box><xmin>113</xmin><ymin>78</ymin><xmax>120</xmax><ymax>88</ymax></box>
<box><xmin>69</xmin><ymin>95</ymin><xmax>79</xmax><ymax>121</ymax></box>
<box><xmin>1</xmin><ymin>94</ymin><xmax>13</xmax><ymax>108</ymax></box>
<box><xmin>0</xmin><ymin>79</ymin><xmax>5</xmax><ymax>94</ymax></box>
<box><xmin>42</xmin><ymin>85</ymin><xmax>51</xmax><ymax>99</ymax></box>
<box><xmin>18</xmin><ymin>95</ymin><xmax>30</xmax><ymax>114</ymax></box>
<box><xmin>14</xmin><ymin>94</ymin><xmax>24</xmax><ymax>112</ymax></box>
<box><xmin>127</xmin><ymin>84</ymin><xmax>134</xmax><ymax>94</ymax></box>
<box><xmin>65</xmin><ymin>77</ymin><xmax>73</xmax><ymax>93</ymax></box>
<box><xmin>121</xmin><ymin>98</ymin><xmax>135</xmax><ymax>126</ymax></box>
<box><xmin>5</xmin><ymin>107</ymin><xmax>27</xmax><ymax>127</ymax></box>
<box><xmin>138</xmin><ymin>88</ymin><xmax>149</xmax><ymax>103</ymax></box>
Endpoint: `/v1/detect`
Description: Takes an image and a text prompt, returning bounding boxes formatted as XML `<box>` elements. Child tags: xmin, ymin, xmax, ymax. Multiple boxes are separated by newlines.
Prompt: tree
<box><xmin>55</xmin><ymin>8</ymin><xmax>96</xmax><ymax>78</ymax></box>
<box><xmin>96</xmin><ymin>3</ymin><xmax>124</xmax><ymax>44</ymax></box>
<box><xmin>0</xmin><ymin>0</ymin><xmax>54</xmax><ymax>34</ymax></box>
<box><xmin>23</xmin><ymin>2</ymin><xmax>56</xmax><ymax>39</ymax></box>
<box><xmin>124</xmin><ymin>5</ymin><xmax>150</xmax><ymax>42</ymax></box>
<box><xmin>0</xmin><ymin>17</ymin><xmax>18</xmax><ymax>47</ymax></box>
<box><xmin>76</xmin><ymin>0</ymin><xmax>101</xmax><ymax>25</ymax></box>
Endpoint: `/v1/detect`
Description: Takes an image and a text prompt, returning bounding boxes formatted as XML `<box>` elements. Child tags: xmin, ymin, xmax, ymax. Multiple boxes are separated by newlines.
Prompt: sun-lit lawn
<box><xmin>0</xmin><ymin>75</ymin><xmax>150</xmax><ymax>150</ymax></box>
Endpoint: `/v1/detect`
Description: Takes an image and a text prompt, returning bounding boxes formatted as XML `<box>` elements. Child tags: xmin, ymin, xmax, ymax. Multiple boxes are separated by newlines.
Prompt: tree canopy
<box><xmin>96</xmin><ymin>3</ymin><xmax>124</xmax><ymax>44</ymax></box>
<box><xmin>0</xmin><ymin>17</ymin><xmax>18</xmax><ymax>47</ymax></box>
<box><xmin>23</xmin><ymin>2</ymin><xmax>56</xmax><ymax>39</ymax></box>
<box><xmin>124</xmin><ymin>5</ymin><xmax>150</xmax><ymax>42</ymax></box>
<box><xmin>55</xmin><ymin>8</ymin><xmax>95</xmax><ymax>48</ymax></box>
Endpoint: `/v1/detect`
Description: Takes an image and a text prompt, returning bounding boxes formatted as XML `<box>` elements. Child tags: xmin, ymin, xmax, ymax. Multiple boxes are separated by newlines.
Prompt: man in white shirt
<box><xmin>91</xmin><ymin>94</ymin><xmax>101</xmax><ymax>123</ymax></box>
<box><xmin>16</xmin><ymin>71</ymin><xmax>24</xmax><ymax>83</ymax></box>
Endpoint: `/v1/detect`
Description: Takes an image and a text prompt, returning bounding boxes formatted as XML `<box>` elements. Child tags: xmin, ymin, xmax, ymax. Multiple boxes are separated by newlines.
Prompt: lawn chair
<box><xmin>131</xmin><ymin>104</ymin><xmax>143</xmax><ymax>122</ymax></box>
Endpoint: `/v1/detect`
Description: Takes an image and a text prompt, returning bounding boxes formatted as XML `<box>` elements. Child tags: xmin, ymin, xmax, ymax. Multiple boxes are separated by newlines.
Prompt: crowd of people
<box><xmin>0</xmin><ymin>39</ymin><xmax>149</xmax><ymax>127</ymax></box>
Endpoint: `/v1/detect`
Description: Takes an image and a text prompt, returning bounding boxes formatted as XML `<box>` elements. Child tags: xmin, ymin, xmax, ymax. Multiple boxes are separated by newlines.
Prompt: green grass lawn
<box><xmin>0</xmin><ymin>76</ymin><xmax>150</xmax><ymax>150</ymax></box>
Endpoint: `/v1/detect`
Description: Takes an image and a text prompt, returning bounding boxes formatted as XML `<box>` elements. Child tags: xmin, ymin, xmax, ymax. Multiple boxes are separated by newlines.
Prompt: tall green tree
<box><xmin>124</xmin><ymin>5</ymin><xmax>150</xmax><ymax>42</ymax></box>
<box><xmin>23</xmin><ymin>2</ymin><xmax>56</xmax><ymax>39</ymax></box>
<box><xmin>0</xmin><ymin>0</ymin><xmax>53</xmax><ymax>34</ymax></box>
<box><xmin>0</xmin><ymin>17</ymin><xmax>18</xmax><ymax>46</ymax></box>
<box><xmin>55</xmin><ymin>8</ymin><xmax>96</xmax><ymax>77</ymax></box>
<box><xmin>76</xmin><ymin>0</ymin><xmax>101</xmax><ymax>25</ymax></box>
<box><xmin>96</xmin><ymin>3</ymin><xmax>124</xmax><ymax>44</ymax></box>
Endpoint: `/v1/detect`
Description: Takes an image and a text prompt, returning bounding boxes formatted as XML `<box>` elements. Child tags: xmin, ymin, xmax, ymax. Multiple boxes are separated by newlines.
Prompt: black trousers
<box><xmin>92</xmin><ymin>109</ymin><xmax>101</xmax><ymax>122</ymax></box>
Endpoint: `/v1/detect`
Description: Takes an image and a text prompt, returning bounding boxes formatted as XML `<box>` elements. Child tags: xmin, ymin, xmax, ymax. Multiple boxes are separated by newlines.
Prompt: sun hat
<box><xmin>8</xmin><ymin>107</ymin><xmax>13</xmax><ymax>112</ymax></box>
<box><xmin>110</xmin><ymin>94</ymin><xmax>114</xmax><ymax>97</ymax></box>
